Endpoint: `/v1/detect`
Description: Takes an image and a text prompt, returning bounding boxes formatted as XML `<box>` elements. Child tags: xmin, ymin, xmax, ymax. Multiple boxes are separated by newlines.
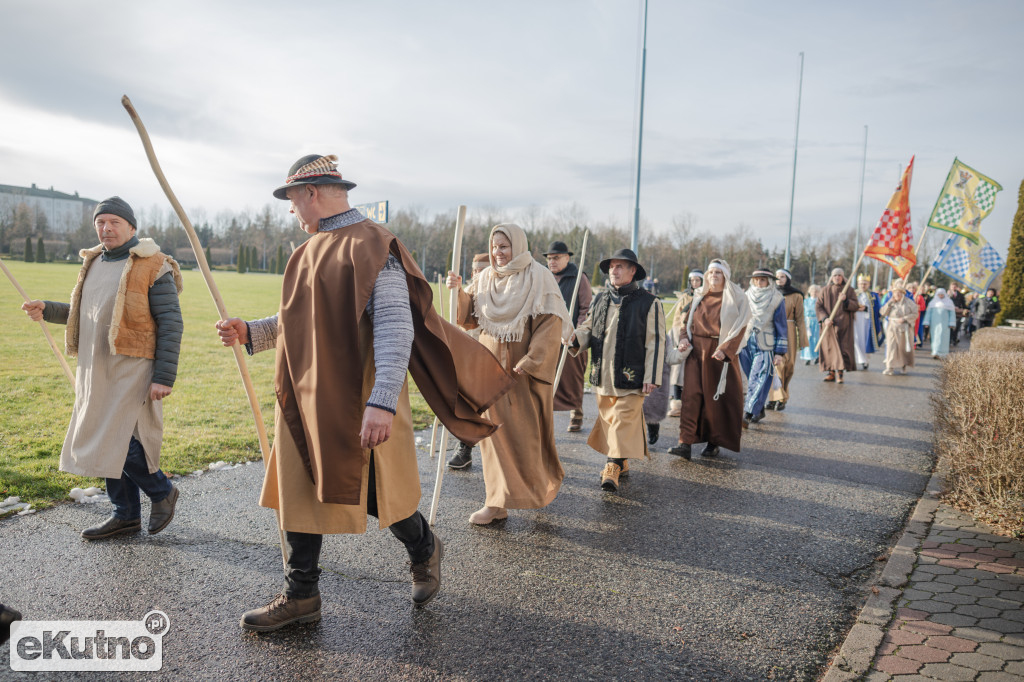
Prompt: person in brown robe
<box><xmin>816</xmin><ymin>267</ymin><xmax>859</xmax><ymax>383</ymax></box>
<box><xmin>670</xmin><ymin>259</ymin><xmax>751</xmax><ymax>459</ymax></box>
<box><xmin>447</xmin><ymin>223</ymin><xmax>572</xmax><ymax>526</ymax></box>
<box><xmin>544</xmin><ymin>240</ymin><xmax>593</xmax><ymax>432</ymax></box>
<box><xmin>216</xmin><ymin>155</ymin><xmax>513</xmax><ymax>631</ymax></box>
<box><xmin>879</xmin><ymin>279</ymin><xmax>917</xmax><ymax>375</ymax></box>
<box><xmin>766</xmin><ymin>268</ymin><xmax>808</xmax><ymax>410</ymax></box>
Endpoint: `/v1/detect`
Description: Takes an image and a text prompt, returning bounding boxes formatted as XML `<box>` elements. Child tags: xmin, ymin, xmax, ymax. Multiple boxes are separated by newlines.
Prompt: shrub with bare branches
<box><xmin>933</xmin><ymin>351</ymin><xmax>1024</xmax><ymax>537</ymax></box>
<box><xmin>970</xmin><ymin>327</ymin><xmax>1024</xmax><ymax>353</ymax></box>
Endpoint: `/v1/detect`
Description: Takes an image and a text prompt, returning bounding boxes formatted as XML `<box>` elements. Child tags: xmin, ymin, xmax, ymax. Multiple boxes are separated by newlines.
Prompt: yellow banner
<box><xmin>926</xmin><ymin>158</ymin><xmax>1002</xmax><ymax>244</ymax></box>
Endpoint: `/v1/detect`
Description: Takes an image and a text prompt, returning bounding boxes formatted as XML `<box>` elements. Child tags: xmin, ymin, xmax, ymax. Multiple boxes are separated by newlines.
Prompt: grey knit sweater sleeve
<box><xmin>42</xmin><ymin>301</ymin><xmax>70</xmax><ymax>324</ymax></box>
<box><xmin>244</xmin><ymin>316</ymin><xmax>279</xmax><ymax>354</ymax></box>
<box><xmin>149</xmin><ymin>272</ymin><xmax>184</xmax><ymax>387</ymax></box>
<box><xmin>366</xmin><ymin>254</ymin><xmax>413</xmax><ymax>414</ymax></box>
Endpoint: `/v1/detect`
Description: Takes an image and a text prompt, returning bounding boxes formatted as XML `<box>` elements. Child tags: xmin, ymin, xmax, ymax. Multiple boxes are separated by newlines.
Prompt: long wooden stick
<box><xmin>121</xmin><ymin>95</ymin><xmax>286</xmax><ymax>570</ymax></box>
<box><xmin>428</xmin><ymin>205</ymin><xmax>466</xmax><ymax>526</ymax></box>
<box><xmin>552</xmin><ymin>229</ymin><xmax>590</xmax><ymax>390</ymax></box>
<box><xmin>814</xmin><ymin>252</ymin><xmax>866</xmax><ymax>354</ymax></box>
<box><xmin>1</xmin><ymin>258</ymin><xmax>75</xmax><ymax>387</ymax></box>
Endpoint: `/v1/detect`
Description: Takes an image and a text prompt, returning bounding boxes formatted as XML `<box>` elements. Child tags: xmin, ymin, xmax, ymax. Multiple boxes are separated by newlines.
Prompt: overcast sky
<box><xmin>2</xmin><ymin>1</ymin><xmax>1021</xmax><ymax>257</ymax></box>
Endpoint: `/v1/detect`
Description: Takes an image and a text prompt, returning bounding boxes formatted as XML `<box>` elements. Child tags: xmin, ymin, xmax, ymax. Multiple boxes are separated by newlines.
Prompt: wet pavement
<box><xmin>1</xmin><ymin>355</ymin><xmax>941</xmax><ymax>680</ymax></box>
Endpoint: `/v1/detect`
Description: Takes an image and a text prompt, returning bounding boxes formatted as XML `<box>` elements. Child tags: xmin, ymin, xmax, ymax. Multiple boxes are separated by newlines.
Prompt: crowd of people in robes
<box><xmin>12</xmin><ymin>152</ymin><xmax>987</xmax><ymax>636</ymax></box>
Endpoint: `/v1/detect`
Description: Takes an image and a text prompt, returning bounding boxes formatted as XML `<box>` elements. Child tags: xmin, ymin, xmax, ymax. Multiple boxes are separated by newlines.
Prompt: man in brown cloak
<box><xmin>216</xmin><ymin>155</ymin><xmax>512</xmax><ymax>631</ymax></box>
<box><xmin>816</xmin><ymin>267</ymin><xmax>859</xmax><ymax>383</ymax></box>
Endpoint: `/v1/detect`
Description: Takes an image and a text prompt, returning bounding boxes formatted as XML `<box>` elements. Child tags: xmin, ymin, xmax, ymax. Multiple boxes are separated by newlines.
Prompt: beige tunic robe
<box><xmin>571</xmin><ymin>294</ymin><xmax>666</xmax><ymax>460</ymax></box>
<box><xmin>768</xmin><ymin>291</ymin><xmax>808</xmax><ymax>403</ymax></box>
<box><xmin>879</xmin><ymin>295</ymin><xmax>917</xmax><ymax>372</ymax></box>
<box><xmin>259</xmin><ymin>316</ymin><xmax>420</xmax><ymax>534</ymax></box>
<box><xmin>60</xmin><ymin>258</ymin><xmax>171</xmax><ymax>478</ymax></box>
<box><xmin>457</xmin><ymin>290</ymin><xmax>565</xmax><ymax>509</ymax></box>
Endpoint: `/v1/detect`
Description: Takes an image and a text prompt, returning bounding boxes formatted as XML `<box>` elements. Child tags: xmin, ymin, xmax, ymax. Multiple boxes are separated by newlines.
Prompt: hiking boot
<box><xmin>567</xmin><ymin>416</ymin><xmax>583</xmax><ymax>432</ymax></box>
<box><xmin>600</xmin><ymin>462</ymin><xmax>622</xmax><ymax>491</ymax></box>
<box><xmin>240</xmin><ymin>593</ymin><xmax>321</xmax><ymax>632</ymax></box>
<box><xmin>701</xmin><ymin>443</ymin><xmax>720</xmax><ymax>458</ymax></box>
<box><xmin>823</xmin><ymin>371</ymin><xmax>836</xmax><ymax>382</ymax></box>
<box><xmin>647</xmin><ymin>423</ymin><xmax>660</xmax><ymax>444</ymax></box>
<box><xmin>447</xmin><ymin>442</ymin><xmax>473</xmax><ymax>470</ymax></box>
<box><xmin>149</xmin><ymin>485</ymin><xmax>179</xmax><ymax>534</ymax></box>
<box><xmin>410</xmin><ymin>536</ymin><xmax>444</xmax><ymax>607</ymax></box>
<box><xmin>82</xmin><ymin>515</ymin><xmax>141</xmax><ymax>540</ymax></box>
<box><xmin>619</xmin><ymin>459</ymin><xmax>630</xmax><ymax>477</ymax></box>
<box><xmin>1</xmin><ymin>604</ymin><xmax>22</xmax><ymax>646</ymax></box>
<box><xmin>668</xmin><ymin>443</ymin><xmax>692</xmax><ymax>460</ymax></box>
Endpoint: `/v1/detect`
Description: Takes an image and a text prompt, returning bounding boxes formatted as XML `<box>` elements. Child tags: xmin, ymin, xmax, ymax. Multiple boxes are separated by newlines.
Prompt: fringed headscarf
<box><xmin>466</xmin><ymin>223</ymin><xmax>572</xmax><ymax>343</ymax></box>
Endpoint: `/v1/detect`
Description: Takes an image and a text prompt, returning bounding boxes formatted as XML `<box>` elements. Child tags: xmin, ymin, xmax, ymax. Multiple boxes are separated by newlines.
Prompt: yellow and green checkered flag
<box><xmin>926</xmin><ymin>158</ymin><xmax>1002</xmax><ymax>245</ymax></box>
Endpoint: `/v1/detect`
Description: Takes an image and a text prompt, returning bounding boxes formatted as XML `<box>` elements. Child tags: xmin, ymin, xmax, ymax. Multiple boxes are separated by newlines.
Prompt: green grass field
<box><xmin>0</xmin><ymin>261</ymin><xmax>444</xmax><ymax>513</ymax></box>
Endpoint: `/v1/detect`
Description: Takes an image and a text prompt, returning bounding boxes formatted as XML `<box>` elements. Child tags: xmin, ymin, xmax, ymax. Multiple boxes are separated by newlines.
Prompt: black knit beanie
<box><xmin>93</xmin><ymin>196</ymin><xmax>137</xmax><ymax>229</ymax></box>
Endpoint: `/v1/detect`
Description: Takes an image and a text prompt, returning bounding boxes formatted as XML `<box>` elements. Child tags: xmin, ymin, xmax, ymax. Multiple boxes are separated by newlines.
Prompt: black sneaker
<box><xmin>447</xmin><ymin>442</ymin><xmax>473</xmax><ymax>470</ymax></box>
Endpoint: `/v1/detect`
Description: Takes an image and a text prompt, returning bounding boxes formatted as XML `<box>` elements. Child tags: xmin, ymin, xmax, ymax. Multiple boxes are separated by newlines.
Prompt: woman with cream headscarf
<box><xmin>669</xmin><ymin>259</ymin><xmax>751</xmax><ymax>459</ymax></box>
<box><xmin>879</xmin><ymin>279</ymin><xmax>917</xmax><ymax>375</ymax></box>
<box><xmin>447</xmin><ymin>224</ymin><xmax>572</xmax><ymax>525</ymax></box>
<box><xmin>922</xmin><ymin>288</ymin><xmax>956</xmax><ymax>358</ymax></box>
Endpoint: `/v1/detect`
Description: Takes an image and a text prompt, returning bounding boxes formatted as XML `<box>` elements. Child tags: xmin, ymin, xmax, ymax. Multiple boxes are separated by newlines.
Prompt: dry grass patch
<box><xmin>933</xmin><ymin>350</ymin><xmax>1024</xmax><ymax>537</ymax></box>
<box><xmin>970</xmin><ymin>326</ymin><xmax>1024</xmax><ymax>352</ymax></box>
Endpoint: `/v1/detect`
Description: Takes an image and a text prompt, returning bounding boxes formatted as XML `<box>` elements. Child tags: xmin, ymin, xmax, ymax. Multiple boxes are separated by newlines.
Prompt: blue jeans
<box><xmin>106</xmin><ymin>437</ymin><xmax>173</xmax><ymax>521</ymax></box>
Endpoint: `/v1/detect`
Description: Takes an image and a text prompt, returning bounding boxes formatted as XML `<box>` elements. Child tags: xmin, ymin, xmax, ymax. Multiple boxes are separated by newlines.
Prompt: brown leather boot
<box><xmin>410</xmin><ymin>536</ymin><xmax>444</xmax><ymax>607</ymax></box>
<box><xmin>240</xmin><ymin>593</ymin><xmax>321</xmax><ymax>632</ymax></box>
<box><xmin>600</xmin><ymin>462</ymin><xmax>622</xmax><ymax>491</ymax></box>
<box><xmin>149</xmin><ymin>485</ymin><xmax>179</xmax><ymax>534</ymax></box>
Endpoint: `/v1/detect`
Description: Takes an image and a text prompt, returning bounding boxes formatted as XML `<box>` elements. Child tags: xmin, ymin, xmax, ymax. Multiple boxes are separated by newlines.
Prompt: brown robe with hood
<box><xmin>816</xmin><ymin>280</ymin><xmax>859</xmax><ymax>372</ymax></box>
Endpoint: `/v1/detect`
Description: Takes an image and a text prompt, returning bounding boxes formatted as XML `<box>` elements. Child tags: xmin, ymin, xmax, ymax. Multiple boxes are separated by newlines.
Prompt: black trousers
<box><xmin>284</xmin><ymin>454</ymin><xmax>434</xmax><ymax>598</ymax></box>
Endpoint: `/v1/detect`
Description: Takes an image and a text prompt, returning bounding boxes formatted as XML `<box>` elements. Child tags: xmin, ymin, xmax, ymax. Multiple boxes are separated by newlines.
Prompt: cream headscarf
<box><xmin>466</xmin><ymin>223</ymin><xmax>572</xmax><ymax>343</ymax></box>
<box><xmin>686</xmin><ymin>259</ymin><xmax>752</xmax><ymax>399</ymax></box>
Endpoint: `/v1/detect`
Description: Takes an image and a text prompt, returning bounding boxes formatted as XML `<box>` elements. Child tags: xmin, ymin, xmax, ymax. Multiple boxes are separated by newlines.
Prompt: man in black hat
<box><xmin>22</xmin><ymin>196</ymin><xmax>183</xmax><ymax>540</ymax></box>
<box><xmin>544</xmin><ymin>240</ymin><xmax>592</xmax><ymax>432</ymax></box>
<box><xmin>566</xmin><ymin>249</ymin><xmax>665</xmax><ymax>492</ymax></box>
<box><xmin>215</xmin><ymin>154</ymin><xmax>512</xmax><ymax>631</ymax></box>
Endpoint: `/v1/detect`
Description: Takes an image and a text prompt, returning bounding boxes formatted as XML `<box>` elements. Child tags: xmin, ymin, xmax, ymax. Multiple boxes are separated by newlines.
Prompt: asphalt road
<box><xmin>0</xmin><ymin>354</ymin><xmax>938</xmax><ymax>681</ymax></box>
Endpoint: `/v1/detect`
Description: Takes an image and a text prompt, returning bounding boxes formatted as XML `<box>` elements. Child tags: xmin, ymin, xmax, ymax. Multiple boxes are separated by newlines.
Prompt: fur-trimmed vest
<box><xmin>66</xmin><ymin>238</ymin><xmax>183</xmax><ymax>359</ymax></box>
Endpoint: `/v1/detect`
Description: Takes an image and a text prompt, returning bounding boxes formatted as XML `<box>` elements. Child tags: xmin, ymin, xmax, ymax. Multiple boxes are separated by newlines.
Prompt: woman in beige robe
<box><xmin>447</xmin><ymin>223</ymin><xmax>573</xmax><ymax>525</ymax></box>
<box><xmin>879</xmin><ymin>279</ymin><xmax>917</xmax><ymax>375</ymax></box>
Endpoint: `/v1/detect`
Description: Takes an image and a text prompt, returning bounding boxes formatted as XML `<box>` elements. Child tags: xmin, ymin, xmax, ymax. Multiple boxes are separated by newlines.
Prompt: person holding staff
<box><xmin>446</xmin><ymin>223</ymin><xmax>570</xmax><ymax>525</ymax></box>
<box><xmin>567</xmin><ymin>248</ymin><xmax>666</xmax><ymax>491</ymax></box>
<box><xmin>216</xmin><ymin>155</ymin><xmax>511</xmax><ymax>630</ymax></box>
<box><xmin>21</xmin><ymin>197</ymin><xmax>183</xmax><ymax>540</ymax></box>
<box><xmin>816</xmin><ymin>268</ymin><xmax>859</xmax><ymax>383</ymax></box>
<box><xmin>879</xmin><ymin>279</ymin><xmax>917</xmax><ymax>375</ymax></box>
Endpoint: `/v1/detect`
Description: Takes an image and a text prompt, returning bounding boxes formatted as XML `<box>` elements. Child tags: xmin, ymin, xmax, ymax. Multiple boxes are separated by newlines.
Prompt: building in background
<box><xmin>0</xmin><ymin>183</ymin><xmax>97</xmax><ymax>235</ymax></box>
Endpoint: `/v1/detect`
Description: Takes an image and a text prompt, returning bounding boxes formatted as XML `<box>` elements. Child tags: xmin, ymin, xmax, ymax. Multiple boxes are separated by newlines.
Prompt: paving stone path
<box><xmin>827</xmin><ymin>476</ymin><xmax>1024</xmax><ymax>682</ymax></box>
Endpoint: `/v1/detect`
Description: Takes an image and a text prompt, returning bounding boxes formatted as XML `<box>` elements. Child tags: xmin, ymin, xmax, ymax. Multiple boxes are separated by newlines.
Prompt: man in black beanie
<box><xmin>22</xmin><ymin>196</ymin><xmax>184</xmax><ymax>539</ymax></box>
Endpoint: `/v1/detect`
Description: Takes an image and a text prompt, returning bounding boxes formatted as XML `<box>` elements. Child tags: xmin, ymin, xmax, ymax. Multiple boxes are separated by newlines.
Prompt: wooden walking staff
<box><xmin>428</xmin><ymin>205</ymin><xmax>466</xmax><ymax>526</ymax></box>
<box><xmin>552</xmin><ymin>229</ymin><xmax>589</xmax><ymax>390</ymax></box>
<box><xmin>1</xmin><ymin>258</ymin><xmax>76</xmax><ymax>387</ymax></box>
<box><xmin>121</xmin><ymin>95</ymin><xmax>287</xmax><ymax>570</ymax></box>
<box><xmin>813</xmin><ymin>251</ymin><xmax>868</xmax><ymax>354</ymax></box>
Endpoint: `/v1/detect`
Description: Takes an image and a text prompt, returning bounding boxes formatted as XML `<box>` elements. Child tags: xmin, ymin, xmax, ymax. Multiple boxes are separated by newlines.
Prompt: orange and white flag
<box><xmin>865</xmin><ymin>156</ymin><xmax>916</xmax><ymax>279</ymax></box>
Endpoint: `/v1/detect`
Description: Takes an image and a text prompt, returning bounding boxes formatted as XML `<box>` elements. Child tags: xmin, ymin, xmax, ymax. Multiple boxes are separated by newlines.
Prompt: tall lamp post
<box><xmin>783</xmin><ymin>51</ymin><xmax>805</xmax><ymax>270</ymax></box>
<box><xmin>631</xmin><ymin>0</ymin><xmax>649</xmax><ymax>254</ymax></box>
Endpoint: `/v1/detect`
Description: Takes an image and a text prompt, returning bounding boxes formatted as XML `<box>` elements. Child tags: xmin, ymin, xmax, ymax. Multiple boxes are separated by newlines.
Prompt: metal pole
<box><xmin>854</xmin><ymin>124</ymin><xmax>868</xmax><ymax>270</ymax></box>
<box><xmin>783</xmin><ymin>51</ymin><xmax>804</xmax><ymax>270</ymax></box>
<box><xmin>631</xmin><ymin>0</ymin><xmax>649</xmax><ymax>254</ymax></box>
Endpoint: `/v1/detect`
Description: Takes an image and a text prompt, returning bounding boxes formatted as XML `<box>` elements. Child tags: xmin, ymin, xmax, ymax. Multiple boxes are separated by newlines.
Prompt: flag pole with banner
<box><xmin>926</xmin><ymin>158</ymin><xmax>1003</xmax><ymax>245</ymax></box>
<box><xmin>864</xmin><ymin>156</ymin><xmax>917</xmax><ymax>280</ymax></box>
<box><xmin>931</xmin><ymin>232</ymin><xmax>1006</xmax><ymax>294</ymax></box>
